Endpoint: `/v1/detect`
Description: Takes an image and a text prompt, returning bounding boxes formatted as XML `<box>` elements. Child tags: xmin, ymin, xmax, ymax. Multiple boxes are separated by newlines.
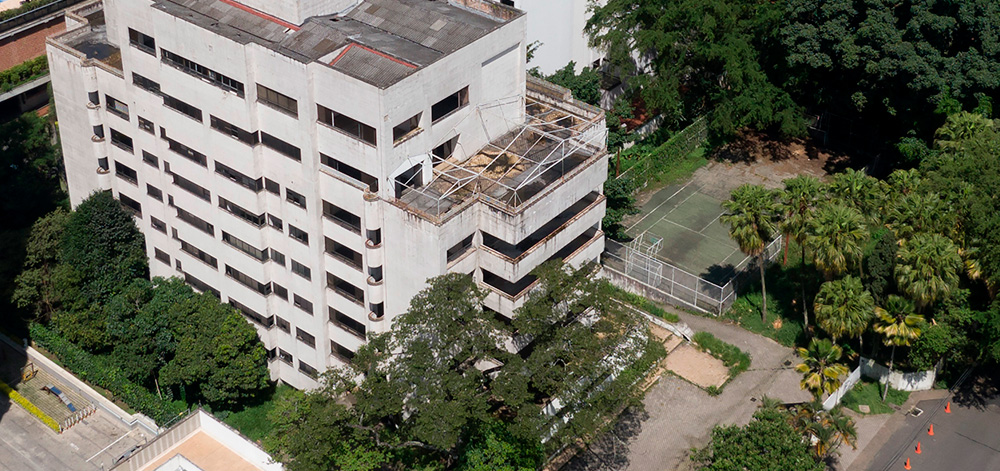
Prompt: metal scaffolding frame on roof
<box><xmin>396</xmin><ymin>94</ymin><xmax>607</xmax><ymax>219</ymax></box>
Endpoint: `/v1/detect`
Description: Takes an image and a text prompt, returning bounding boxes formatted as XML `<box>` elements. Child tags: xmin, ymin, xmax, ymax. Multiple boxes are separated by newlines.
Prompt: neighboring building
<box><xmin>500</xmin><ymin>0</ymin><xmax>606</xmax><ymax>76</ymax></box>
<box><xmin>110</xmin><ymin>409</ymin><xmax>283</xmax><ymax>471</ymax></box>
<box><xmin>47</xmin><ymin>0</ymin><xmax>607</xmax><ymax>388</ymax></box>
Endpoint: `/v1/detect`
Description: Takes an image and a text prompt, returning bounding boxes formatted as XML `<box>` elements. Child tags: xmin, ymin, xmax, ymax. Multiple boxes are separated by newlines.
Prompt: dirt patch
<box><xmin>664</xmin><ymin>343</ymin><xmax>729</xmax><ymax>389</ymax></box>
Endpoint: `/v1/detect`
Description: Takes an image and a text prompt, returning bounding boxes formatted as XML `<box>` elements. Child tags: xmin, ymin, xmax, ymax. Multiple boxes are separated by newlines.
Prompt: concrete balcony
<box><xmin>479</xmin><ymin>193</ymin><xmax>605</xmax><ymax>280</ymax></box>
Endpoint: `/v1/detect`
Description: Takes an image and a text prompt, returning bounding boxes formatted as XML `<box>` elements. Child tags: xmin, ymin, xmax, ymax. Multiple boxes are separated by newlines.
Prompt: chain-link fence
<box><xmin>602</xmin><ymin>236</ymin><xmax>782</xmax><ymax>316</ymax></box>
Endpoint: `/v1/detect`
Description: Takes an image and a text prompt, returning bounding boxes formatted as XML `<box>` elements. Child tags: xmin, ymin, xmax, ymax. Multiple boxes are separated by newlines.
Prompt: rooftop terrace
<box><xmin>48</xmin><ymin>7</ymin><xmax>121</xmax><ymax>73</ymax></box>
<box><xmin>396</xmin><ymin>77</ymin><xmax>607</xmax><ymax>222</ymax></box>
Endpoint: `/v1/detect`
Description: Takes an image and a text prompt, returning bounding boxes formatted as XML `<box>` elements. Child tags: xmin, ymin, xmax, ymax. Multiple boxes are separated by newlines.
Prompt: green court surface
<box><xmin>627</xmin><ymin>182</ymin><xmax>746</xmax><ymax>285</ymax></box>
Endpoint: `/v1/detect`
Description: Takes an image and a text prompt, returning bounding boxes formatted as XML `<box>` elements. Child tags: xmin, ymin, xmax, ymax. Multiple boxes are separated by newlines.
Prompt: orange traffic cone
<box><xmin>945</xmin><ymin>402</ymin><xmax>952</xmax><ymax>413</ymax></box>
<box><xmin>928</xmin><ymin>424</ymin><xmax>935</xmax><ymax>436</ymax></box>
<box><xmin>915</xmin><ymin>441</ymin><xmax>922</xmax><ymax>454</ymax></box>
<box><xmin>904</xmin><ymin>458</ymin><xmax>912</xmax><ymax>470</ymax></box>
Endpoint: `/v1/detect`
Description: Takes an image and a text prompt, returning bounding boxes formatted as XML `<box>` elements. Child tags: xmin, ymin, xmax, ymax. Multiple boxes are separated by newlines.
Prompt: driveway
<box><xmin>564</xmin><ymin>307</ymin><xmax>812</xmax><ymax>470</ymax></box>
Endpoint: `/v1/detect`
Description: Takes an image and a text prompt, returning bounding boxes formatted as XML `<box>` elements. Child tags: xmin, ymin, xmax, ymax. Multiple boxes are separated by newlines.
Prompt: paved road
<box><xmin>861</xmin><ymin>373</ymin><xmax>1000</xmax><ymax>471</ymax></box>
<box><xmin>0</xmin><ymin>399</ymin><xmax>148</xmax><ymax>471</ymax></box>
<box><xmin>565</xmin><ymin>306</ymin><xmax>812</xmax><ymax>470</ymax></box>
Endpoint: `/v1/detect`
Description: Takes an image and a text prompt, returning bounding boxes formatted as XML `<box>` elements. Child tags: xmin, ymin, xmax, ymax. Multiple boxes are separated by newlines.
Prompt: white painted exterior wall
<box><xmin>507</xmin><ymin>0</ymin><xmax>606</xmax><ymax>75</ymax></box>
<box><xmin>47</xmin><ymin>0</ymin><xmax>607</xmax><ymax>389</ymax></box>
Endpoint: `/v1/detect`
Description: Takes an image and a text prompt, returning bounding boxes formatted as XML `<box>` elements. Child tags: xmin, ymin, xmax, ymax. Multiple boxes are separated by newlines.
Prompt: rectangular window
<box><xmin>230</xmin><ymin>298</ymin><xmax>274</xmax><ymax>328</ymax></box>
<box><xmin>319</xmin><ymin>154</ymin><xmax>379</xmax><ymax>192</ymax></box>
<box><xmin>222</xmin><ymin>231</ymin><xmax>268</xmax><ymax>261</ymax></box>
<box><xmin>128</xmin><ymin>28</ymin><xmax>155</xmax><ymax>54</ymax></box>
<box><xmin>291</xmin><ymin>260</ymin><xmax>311</xmax><ymax>280</ymax></box>
<box><xmin>163</xmin><ymin>94</ymin><xmax>203</xmax><ymax>122</ymax></box>
<box><xmin>293</xmin><ymin>295</ymin><xmax>313</xmax><ymax>315</ymax></box>
<box><xmin>285</xmin><ymin>189</ymin><xmax>306</xmax><ymax>208</ymax></box>
<box><xmin>184</xmin><ymin>273</ymin><xmax>220</xmax><ymax>298</ymax></box>
<box><xmin>447</xmin><ymin>234</ymin><xmax>475</xmax><ymax>263</ymax></box>
<box><xmin>154</xmin><ymin>248</ymin><xmax>170</xmax><ymax>264</ymax></box>
<box><xmin>150</xmin><ymin>216</ymin><xmax>167</xmax><ymax>233</ymax></box>
<box><xmin>114</xmin><ymin>161</ymin><xmax>138</xmax><ymax>184</ymax></box>
<box><xmin>98</xmin><ymin>157</ymin><xmax>109</xmax><ymax>171</ymax></box>
<box><xmin>118</xmin><ymin>193</ymin><xmax>142</xmax><ymax>216</ymax></box>
<box><xmin>393</xmin><ymin>113</ymin><xmax>421</xmax><ymax>142</ymax></box>
<box><xmin>225</xmin><ymin>265</ymin><xmax>271</xmax><ymax>295</ymax></box>
<box><xmin>179</xmin><ymin>238</ymin><xmax>218</xmax><ymax>269</ymax></box>
<box><xmin>367</xmin><ymin>229</ymin><xmax>382</xmax><ymax>246</ymax></box>
<box><xmin>317</xmin><ymin>105</ymin><xmax>376</xmax><ymax>145</ymax></box>
<box><xmin>296</xmin><ymin>328</ymin><xmax>316</xmax><ymax>348</ymax></box>
<box><xmin>432</xmin><ymin>86</ymin><xmax>469</xmax><ymax>122</ymax></box>
<box><xmin>331</xmin><ymin>341</ymin><xmax>355</xmax><ymax>363</ymax></box>
<box><xmin>271</xmin><ymin>282</ymin><xmax>288</xmax><ymax>300</ymax></box>
<box><xmin>330</xmin><ymin>307</ymin><xmax>366</xmax><ymax>339</ymax></box>
<box><xmin>259</xmin><ymin>131</ymin><xmax>301</xmax><ymax>161</ymax></box>
<box><xmin>327</xmin><ymin>272</ymin><xmax>364</xmax><ymax>305</ymax></box>
<box><xmin>93</xmin><ymin>125</ymin><xmax>104</xmax><ymax>139</ymax></box>
<box><xmin>175</xmin><ymin>206</ymin><xmax>214</xmax><ymax>236</ymax></box>
<box><xmin>277</xmin><ymin>317</ymin><xmax>290</xmax><ymax>334</ymax></box>
<box><xmin>163</xmin><ymin>135</ymin><xmax>207</xmax><ymax>167</ymax></box>
<box><xmin>325</xmin><ymin>237</ymin><xmax>362</xmax><ymax>270</ymax></box>
<box><xmin>322</xmin><ymin>201</ymin><xmax>361</xmax><ymax>233</ymax></box>
<box><xmin>142</xmin><ymin>151</ymin><xmax>158</xmax><ymax>168</ymax></box>
<box><xmin>288</xmin><ymin>225</ymin><xmax>309</xmax><ymax>245</ymax></box>
<box><xmin>267</xmin><ymin>214</ymin><xmax>283</xmax><ymax>231</ymax></box>
<box><xmin>171</xmin><ymin>172</ymin><xmax>211</xmax><ymax>202</ymax></box>
<box><xmin>368</xmin><ymin>265</ymin><xmax>382</xmax><ymax>282</ymax></box>
<box><xmin>370</xmin><ymin>302</ymin><xmax>384</xmax><ymax>319</ymax></box>
<box><xmin>256</xmin><ymin>84</ymin><xmax>297</xmax><ymax>117</ymax></box>
<box><xmin>138</xmin><ymin>116</ymin><xmax>154</xmax><ymax>134</ymax></box>
<box><xmin>264</xmin><ymin>178</ymin><xmax>280</xmax><ymax>195</ymax></box>
<box><xmin>215</xmin><ymin>161</ymin><xmax>263</xmax><ymax>192</ymax></box>
<box><xmin>269</xmin><ymin>249</ymin><xmax>286</xmax><ymax>266</ymax></box>
<box><xmin>105</xmin><ymin>95</ymin><xmax>129</xmax><ymax>120</ymax></box>
<box><xmin>132</xmin><ymin>73</ymin><xmax>161</xmax><ymax>95</ymax></box>
<box><xmin>278</xmin><ymin>348</ymin><xmax>292</xmax><ymax>363</ymax></box>
<box><xmin>88</xmin><ymin>91</ymin><xmax>99</xmax><ymax>105</ymax></box>
<box><xmin>146</xmin><ymin>184</ymin><xmax>163</xmax><ymax>201</ymax></box>
<box><xmin>432</xmin><ymin>135</ymin><xmax>460</xmax><ymax>163</ymax></box>
<box><xmin>298</xmin><ymin>361</ymin><xmax>318</xmax><ymax>378</ymax></box>
<box><xmin>210</xmin><ymin>115</ymin><xmax>258</xmax><ymax>145</ymax></box>
<box><xmin>162</xmin><ymin>50</ymin><xmax>245</xmax><ymax>97</ymax></box>
<box><xmin>110</xmin><ymin>129</ymin><xmax>134</xmax><ymax>153</ymax></box>
<box><xmin>219</xmin><ymin>197</ymin><xmax>266</xmax><ymax>227</ymax></box>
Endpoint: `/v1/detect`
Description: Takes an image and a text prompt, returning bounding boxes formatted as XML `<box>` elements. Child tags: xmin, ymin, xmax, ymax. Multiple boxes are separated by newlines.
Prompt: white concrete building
<box><xmin>47</xmin><ymin>0</ymin><xmax>607</xmax><ymax>389</ymax></box>
<box><xmin>500</xmin><ymin>0</ymin><xmax>605</xmax><ymax>75</ymax></box>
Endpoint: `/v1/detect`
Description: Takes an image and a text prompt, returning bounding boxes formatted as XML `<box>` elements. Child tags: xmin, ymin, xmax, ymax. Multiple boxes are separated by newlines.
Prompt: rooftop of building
<box><xmin>396</xmin><ymin>76</ymin><xmax>607</xmax><ymax>222</ymax></box>
<box><xmin>110</xmin><ymin>409</ymin><xmax>282</xmax><ymax>471</ymax></box>
<box><xmin>153</xmin><ymin>0</ymin><xmax>522</xmax><ymax>88</ymax></box>
<box><xmin>49</xmin><ymin>6</ymin><xmax>122</xmax><ymax>73</ymax></box>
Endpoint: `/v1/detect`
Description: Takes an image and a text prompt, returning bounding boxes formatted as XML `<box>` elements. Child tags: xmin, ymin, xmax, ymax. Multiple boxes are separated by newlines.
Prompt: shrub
<box><xmin>29</xmin><ymin>323</ymin><xmax>186</xmax><ymax>425</ymax></box>
<box><xmin>693</xmin><ymin>332</ymin><xmax>751</xmax><ymax>377</ymax></box>
<box><xmin>0</xmin><ymin>380</ymin><xmax>60</xmax><ymax>432</ymax></box>
<box><xmin>0</xmin><ymin>56</ymin><xmax>49</xmax><ymax>93</ymax></box>
<box><xmin>0</xmin><ymin>0</ymin><xmax>60</xmax><ymax>21</ymax></box>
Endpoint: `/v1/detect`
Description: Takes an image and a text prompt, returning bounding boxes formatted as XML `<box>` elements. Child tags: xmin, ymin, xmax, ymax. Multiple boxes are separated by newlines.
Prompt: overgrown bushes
<box><xmin>693</xmin><ymin>332</ymin><xmax>751</xmax><ymax>377</ymax></box>
<box><xmin>0</xmin><ymin>0</ymin><xmax>60</xmax><ymax>21</ymax></box>
<box><xmin>0</xmin><ymin>56</ymin><xmax>48</xmax><ymax>93</ymax></box>
<box><xmin>30</xmin><ymin>322</ymin><xmax>187</xmax><ymax>425</ymax></box>
<box><xmin>0</xmin><ymin>379</ymin><xmax>61</xmax><ymax>432</ymax></box>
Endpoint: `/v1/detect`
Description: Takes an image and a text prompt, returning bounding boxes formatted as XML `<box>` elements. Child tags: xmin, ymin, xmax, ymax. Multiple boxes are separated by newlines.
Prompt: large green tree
<box><xmin>722</xmin><ymin>184</ymin><xmax>780</xmax><ymax>322</ymax></box>
<box><xmin>895</xmin><ymin>233</ymin><xmax>962</xmax><ymax>311</ymax></box>
<box><xmin>805</xmin><ymin>203</ymin><xmax>868</xmax><ymax>280</ymax></box>
<box><xmin>814</xmin><ymin>276</ymin><xmax>875</xmax><ymax>347</ymax></box>
<box><xmin>693</xmin><ymin>408</ymin><xmax>824</xmax><ymax>471</ymax></box>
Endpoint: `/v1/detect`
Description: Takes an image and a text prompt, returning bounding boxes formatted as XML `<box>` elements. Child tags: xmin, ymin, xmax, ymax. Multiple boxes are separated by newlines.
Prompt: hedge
<box><xmin>693</xmin><ymin>331</ymin><xmax>751</xmax><ymax>377</ymax></box>
<box><xmin>29</xmin><ymin>323</ymin><xmax>186</xmax><ymax>425</ymax></box>
<box><xmin>0</xmin><ymin>379</ymin><xmax>61</xmax><ymax>432</ymax></box>
<box><xmin>0</xmin><ymin>56</ymin><xmax>49</xmax><ymax>93</ymax></box>
<box><xmin>0</xmin><ymin>0</ymin><xmax>60</xmax><ymax>21</ymax></box>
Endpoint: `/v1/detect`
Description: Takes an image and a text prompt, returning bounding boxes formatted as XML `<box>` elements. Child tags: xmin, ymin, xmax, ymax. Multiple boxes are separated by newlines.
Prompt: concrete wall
<box><xmin>509</xmin><ymin>0</ymin><xmax>606</xmax><ymax>75</ymax></box>
<box><xmin>861</xmin><ymin>357</ymin><xmax>940</xmax><ymax>392</ymax></box>
<box><xmin>0</xmin><ymin>17</ymin><xmax>66</xmax><ymax>71</ymax></box>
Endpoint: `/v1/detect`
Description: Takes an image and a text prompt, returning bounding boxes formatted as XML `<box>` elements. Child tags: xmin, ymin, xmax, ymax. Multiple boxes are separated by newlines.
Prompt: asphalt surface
<box><xmin>867</xmin><ymin>374</ymin><xmax>1000</xmax><ymax>471</ymax></box>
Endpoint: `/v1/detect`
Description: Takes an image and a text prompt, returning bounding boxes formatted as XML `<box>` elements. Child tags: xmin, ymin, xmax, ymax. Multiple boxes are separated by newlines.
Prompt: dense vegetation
<box><xmin>0</xmin><ymin>0</ymin><xmax>61</xmax><ymax>22</ymax></box>
<box><xmin>15</xmin><ymin>193</ymin><xmax>270</xmax><ymax>416</ymax></box>
<box><xmin>265</xmin><ymin>263</ymin><xmax>663</xmax><ymax>470</ymax></box>
<box><xmin>0</xmin><ymin>56</ymin><xmax>48</xmax><ymax>93</ymax></box>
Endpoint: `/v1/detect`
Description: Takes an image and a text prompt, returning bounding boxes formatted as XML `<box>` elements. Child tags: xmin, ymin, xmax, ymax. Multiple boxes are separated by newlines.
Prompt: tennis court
<box><xmin>626</xmin><ymin>181</ymin><xmax>746</xmax><ymax>285</ymax></box>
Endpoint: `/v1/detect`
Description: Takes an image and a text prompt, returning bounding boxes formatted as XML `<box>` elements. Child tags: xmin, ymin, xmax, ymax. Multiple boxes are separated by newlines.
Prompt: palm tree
<box><xmin>780</xmin><ymin>175</ymin><xmax>825</xmax><ymax>329</ymax></box>
<box><xmin>873</xmin><ymin>295</ymin><xmax>924</xmax><ymax>400</ymax></box>
<box><xmin>934</xmin><ymin>111</ymin><xmax>995</xmax><ymax>152</ymax></box>
<box><xmin>895</xmin><ymin>233</ymin><xmax>962</xmax><ymax>311</ymax></box>
<box><xmin>795</xmin><ymin>338</ymin><xmax>850</xmax><ymax>401</ymax></box>
<box><xmin>789</xmin><ymin>400</ymin><xmax>857</xmax><ymax>459</ymax></box>
<box><xmin>885</xmin><ymin>192</ymin><xmax>955</xmax><ymax>243</ymax></box>
<box><xmin>814</xmin><ymin>276</ymin><xmax>876</xmax><ymax>355</ymax></box>
<box><xmin>829</xmin><ymin>169</ymin><xmax>885</xmax><ymax>222</ymax></box>
<box><xmin>721</xmin><ymin>184</ymin><xmax>779</xmax><ymax>323</ymax></box>
<box><xmin>805</xmin><ymin>204</ymin><xmax>869</xmax><ymax>280</ymax></box>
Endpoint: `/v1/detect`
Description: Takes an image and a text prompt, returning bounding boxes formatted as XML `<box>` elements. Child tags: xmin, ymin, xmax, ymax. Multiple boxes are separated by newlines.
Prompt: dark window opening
<box><xmin>142</xmin><ymin>151</ymin><xmax>158</xmax><ymax>168</ymax></box>
<box><xmin>138</xmin><ymin>116</ymin><xmax>154</xmax><ymax>134</ymax></box>
<box><xmin>162</xmin><ymin>50</ymin><xmax>245</xmax><ymax>97</ymax></box>
<box><xmin>288</xmin><ymin>225</ymin><xmax>309</xmax><ymax>245</ymax></box>
<box><xmin>110</xmin><ymin>128</ymin><xmax>133</xmax><ymax>153</ymax></box>
<box><xmin>286</xmin><ymin>189</ymin><xmax>306</xmax><ymax>208</ymax></box>
<box><xmin>132</xmin><ymin>73</ymin><xmax>161</xmax><ymax>95</ymax></box>
<box><xmin>88</xmin><ymin>91</ymin><xmax>99</xmax><ymax>105</ymax></box>
<box><xmin>299</xmin><ymin>361</ymin><xmax>318</xmax><ymax>378</ymax></box>
<box><xmin>264</xmin><ymin>178</ymin><xmax>280</xmax><ymax>195</ymax></box>
<box><xmin>163</xmin><ymin>94</ymin><xmax>203</xmax><ymax>122</ymax></box>
<box><xmin>256</xmin><ymin>84</ymin><xmax>297</xmax><ymax>117</ymax></box>
<box><xmin>98</xmin><ymin>157</ymin><xmax>109</xmax><ymax>171</ymax></box>
<box><xmin>267</xmin><ymin>214</ymin><xmax>283</xmax><ymax>231</ymax></box>
<box><xmin>392</xmin><ymin>113</ymin><xmax>421</xmax><ymax>142</ymax></box>
<box><xmin>179</xmin><ymin>238</ymin><xmax>218</xmax><ymax>269</ymax></box>
<box><xmin>269</xmin><ymin>248</ymin><xmax>285</xmax><ymax>266</ymax></box>
<box><xmin>291</xmin><ymin>260</ymin><xmax>311</xmax><ymax>280</ymax></box>
<box><xmin>322</xmin><ymin>201</ymin><xmax>361</xmax><ymax>233</ymax></box>
<box><xmin>367</xmin><ymin>228</ymin><xmax>382</xmax><ymax>246</ymax></box>
<box><xmin>210</xmin><ymin>116</ymin><xmax>258</xmax><ymax>145</ymax></box>
<box><xmin>184</xmin><ymin>273</ymin><xmax>220</xmax><ymax>298</ymax></box>
<box><xmin>172</xmin><ymin>172</ymin><xmax>211</xmax><ymax>201</ymax></box>
<box><xmin>317</xmin><ymin>105</ymin><xmax>376</xmax><ymax>145</ymax></box>
<box><xmin>432</xmin><ymin>135</ymin><xmax>460</xmax><ymax>163</ymax></box>
<box><xmin>215</xmin><ymin>161</ymin><xmax>262</xmax><ymax>192</ymax></box>
<box><xmin>369</xmin><ymin>302</ymin><xmax>384</xmax><ymax>319</ymax></box>
<box><xmin>147</xmin><ymin>184</ymin><xmax>163</xmax><ymax>201</ymax></box>
<box><xmin>92</xmin><ymin>125</ymin><xmax>104</xmax><ymax>139</ymax></box>
<box><xmin>154</xmin><ymin>248</ymin><xmax>170</xmax><ymax>264</ymax></box>
<box><xmin>225</xmin><ymin>265</ymin><xmax>271</xmax><ymax>295</ymax></box>
<box><xmin>394</xmin><ymin>164</ymin><xmax>422</xmax><ymax>199</ymax></box>
<box><xmin>128</xmin><ymin>28</ymin><xmax>156</xmax><ymax>54</ymax></box>
<box><xmin>164</xmin><ymin>135</ymin><xmax>207</xmax><ymax>167</ymax></box>
<box><xmin>230</xmin><ymin>298</ymin><xmax>274</xmax><ymax>328</ymax></box>
<box><xmin>271</xmin><ymin>282</ymin><xmax>288</xmax><ymax>300</ymax></box>
<box><xmin>150</xmin><ymin>216</ymin><xmax>167</xmax><ymax>233</ymax></box>
<box><xmin>330</xmin><ymin>307</ymin><xmax>366</xmax><ymax>339</ymax></box>
<box><xmin>431</xmin><ymin>86</ymin><xmax>469</xmax><ymax>122</ymax></box>
<box><xmin>447</xmin><ymin>234</ymin><xmax>475</xmax><ymax>263</ymax></box>
<box><xmin>320</xmin><ymin>153</ymin><xmax>378</xmax><ymax>191</ymax></box>
<box><xmin>118</xmin><ymin>194</ymin><xmax>141</xmax><ymax>216</ymax></box>
<box><xmin>223</xmin><ymin>231</ymin><xmax>268</xmax><ymax>261</ymax></box>
<box><xmin>296</xmin><ymin>329</ymin><xmax>315</xmax><ymax>347</ymax></box>
<box><xmin>219</xmin><ymin>197</ymin><xmax>266</xmax><ymax>227</ymax></box>
<box><xmin>327</xmin><ymin>272</ymin><xmax>364</xmax><ymax>305</ymax></box>
<box><xmin>175</xmin><ymin>207</ymin><xmax>214</xmax><ymax>236</ymax></box>
<box><xmin>325</xmin><ymin>238</ymin><xmax>362</xmax><ymax>270</ymax></box>
<box><xmin>114</xmin><ymin>161</ymin><xmax>138</xmax><ymax>184</ymax></box>
<box><xmin>278</xmin><ymin>348</ymin><xmax>292</xmax><ymax>363</ymax></box>
<box><xmin>293</xmin><ymin>295</ymin><xmax>313</xmax><ymax>315</ymax></box>
<box><xmin>368</xmin><ymin>265</ymin><xmax>383</xmax><ymax>282</ymax></box>
<box><xmin>331</xmin><ymin>341</ymin><xmax>355</xmax><ymax>363</ymax></box>
<box><xmin>260</xmin><ymin>131</ymin><xmax>301</xmax><ymax>161</ymax></box>
<box><xmin>105</xmin><ymin>94</ymin><xmax>129</xmax><ymax>120</ymax></box>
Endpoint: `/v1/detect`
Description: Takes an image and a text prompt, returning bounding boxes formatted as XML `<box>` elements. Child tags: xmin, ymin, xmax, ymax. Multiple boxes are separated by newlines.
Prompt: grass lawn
<box><xmin>222</xmin><ymin>384</ymin><xmax>298</xmax><ymax>442</ymax></box>
<box><xmin>841</xmin><ymin>380</ymin><xmax>910</xmax><ymax>415</ymax></box>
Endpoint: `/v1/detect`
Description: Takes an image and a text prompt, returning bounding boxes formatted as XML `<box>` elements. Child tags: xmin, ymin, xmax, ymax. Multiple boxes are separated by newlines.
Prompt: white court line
<box><xmin>699</xmin><ymin>211</ymin><xmax>726</xmax><ymax>234</ymax></box>
<box><xmin>87</xmin><ymin>427</ymin><xmax>136</xmax><ymax>463</ymax></box>
<box><xmin>656</xmin><ymin>218</ymin><xmax>740</xmax><ymax>248</ymax></box>
<box><xmin>626</xmin><ymin>180</ymin><xmax>697</xmax><ymax>231</ymax></box>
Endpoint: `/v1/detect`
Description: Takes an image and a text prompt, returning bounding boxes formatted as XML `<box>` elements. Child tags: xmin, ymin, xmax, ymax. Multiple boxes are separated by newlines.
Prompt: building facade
<box><xmin>47</xmin><ymin>0</ymin><xmax>607</xmax><ymax>389</ymax></box>
<box><xmin>500</xmin><ymin>0</ymin><xmax>606</xmax><ymax>76</ymax></box>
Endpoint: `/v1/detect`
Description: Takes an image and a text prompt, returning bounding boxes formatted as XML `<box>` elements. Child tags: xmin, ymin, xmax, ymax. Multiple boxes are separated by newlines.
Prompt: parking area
<box><xmin>0</xmin><ymin>399</ymin><xmax>148</xmax><ymax>470</ymax></box>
